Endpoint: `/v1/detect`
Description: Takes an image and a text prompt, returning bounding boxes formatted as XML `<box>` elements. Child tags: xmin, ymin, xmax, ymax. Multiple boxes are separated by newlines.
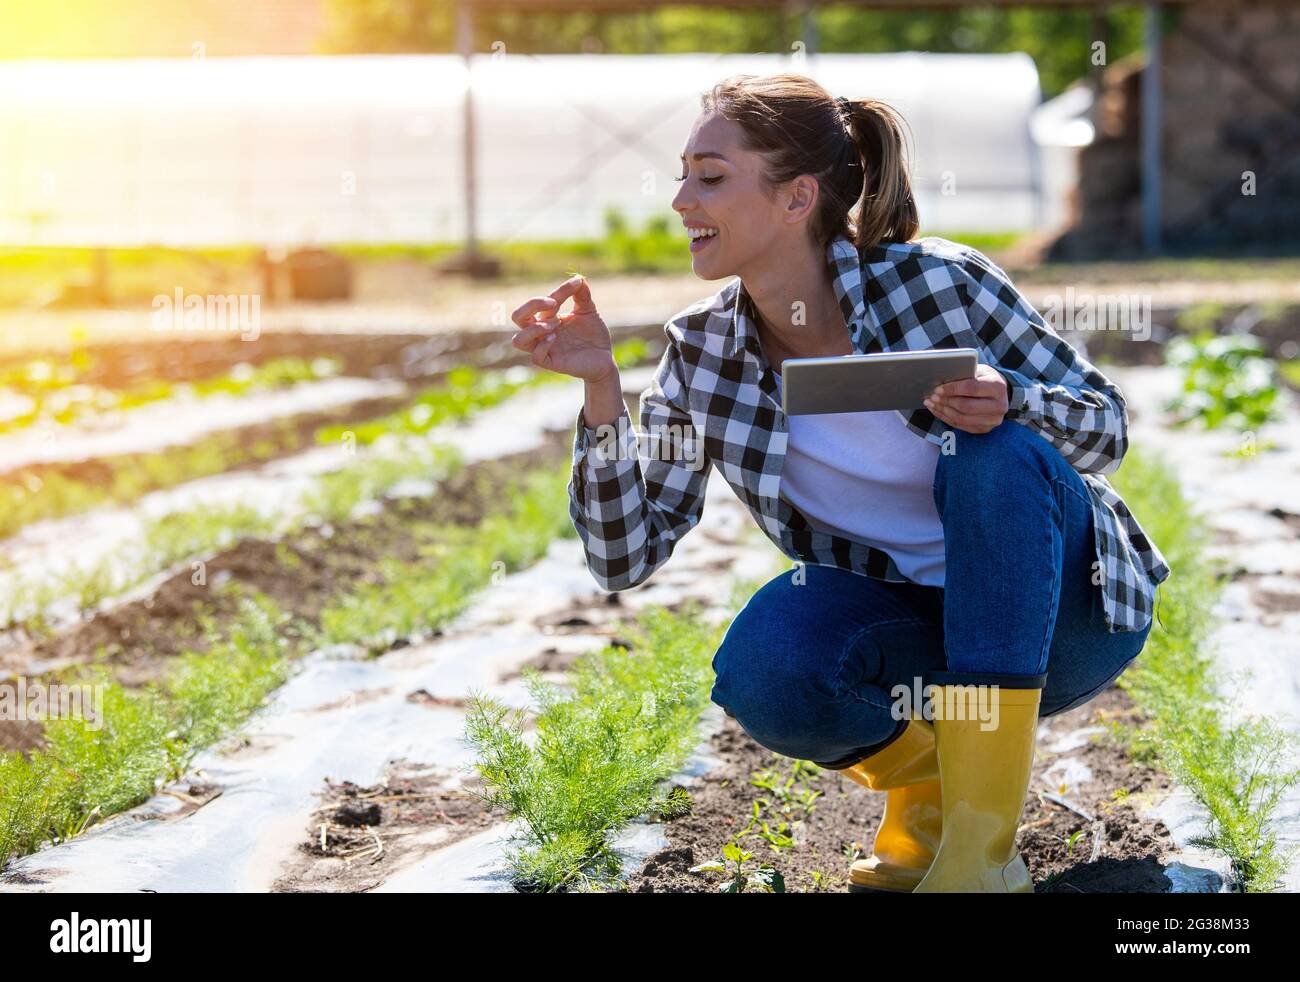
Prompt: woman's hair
<box><xmin>700</xmin><ymin>73</ymin><xmax>920</xmax><ymax>251</ymax></box>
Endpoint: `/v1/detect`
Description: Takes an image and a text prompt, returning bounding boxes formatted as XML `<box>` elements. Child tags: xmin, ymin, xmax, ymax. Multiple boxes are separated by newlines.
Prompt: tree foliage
<box><xmin>319</xmin><ymin>2</ymin><xmax>1146</xmax><ymax>98</ymax></box>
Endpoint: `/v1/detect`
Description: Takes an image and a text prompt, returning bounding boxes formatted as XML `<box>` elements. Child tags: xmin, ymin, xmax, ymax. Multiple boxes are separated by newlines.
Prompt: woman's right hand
<box><xmin>510</xmin><ymin>274</ymin><xmax>617</xmax><ymax>384</ymax></box>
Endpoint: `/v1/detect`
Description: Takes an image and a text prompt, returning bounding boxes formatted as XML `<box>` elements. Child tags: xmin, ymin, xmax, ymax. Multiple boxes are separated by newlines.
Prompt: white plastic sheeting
<box><xmin>0</xmin><ymin>52</ymin><xmax>1048</xmax><ymax>247</ymax></box>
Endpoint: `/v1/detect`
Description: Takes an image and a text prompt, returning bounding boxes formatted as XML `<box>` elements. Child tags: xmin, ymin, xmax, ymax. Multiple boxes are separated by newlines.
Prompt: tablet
<box><xmin>780</xmin><ymin>348</ymin><xmax>980</xmax><ymax>415</ymax></box>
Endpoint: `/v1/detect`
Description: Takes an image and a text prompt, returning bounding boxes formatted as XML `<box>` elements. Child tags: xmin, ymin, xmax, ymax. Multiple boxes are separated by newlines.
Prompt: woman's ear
<box><xmin>783</xmin><ymin>173</ymin><xmax>820</xmax><ymax>225</ymax></box>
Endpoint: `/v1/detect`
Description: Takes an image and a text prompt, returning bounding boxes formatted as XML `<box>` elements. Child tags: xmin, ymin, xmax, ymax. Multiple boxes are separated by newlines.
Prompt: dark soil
<box><xmin>272</xmin><ymin>759</ymin><xmax>507</xmax><ymax>893</ymax></box>
<box><xmin>626</xmin><ymin>685</ymin><xmax>1180</xmax><ymax>894</ymax></box>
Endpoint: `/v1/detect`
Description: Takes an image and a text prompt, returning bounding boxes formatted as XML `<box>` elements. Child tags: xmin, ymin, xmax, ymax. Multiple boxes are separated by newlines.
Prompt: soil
<box><xmin>271</xmin><ymin>758</ymin><xmax>507</xmax><ymax>893</ymax></box>
<box><xmin>625</xmin><ymin>685</ymin><xmax>1180</xmax><ymax>894</ymax></box>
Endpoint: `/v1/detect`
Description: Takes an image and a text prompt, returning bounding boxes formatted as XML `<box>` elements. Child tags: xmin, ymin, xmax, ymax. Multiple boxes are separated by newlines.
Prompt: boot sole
<box><xmin>847</xmin><ymin>882</ymin><xmax>912</xmax><ymax>894</ymax></box>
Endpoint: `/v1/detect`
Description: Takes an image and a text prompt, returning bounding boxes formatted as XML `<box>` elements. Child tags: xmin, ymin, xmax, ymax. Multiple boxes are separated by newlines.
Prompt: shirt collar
<box><xmin>728</xmin><ymin>233</ymin><xmax>870</xmax><ymax>358</ymax></box>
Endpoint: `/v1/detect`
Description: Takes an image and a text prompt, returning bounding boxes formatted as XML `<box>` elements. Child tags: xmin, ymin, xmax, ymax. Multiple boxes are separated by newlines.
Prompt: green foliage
<box><xmin>0</xmin><ymin>591</ymin><xmax>292</xmax><ymax>868</ymax></box>
<box><xmin>1163</xmin><ymin>332</ymin><xmax>1283</xmax><ymax>432</ymax></box>
<box><xmin>0</xmin><ymin>356</ymin><xmax>341</xmax><ymax>438</ymax></box>
<box><xmin>1110</xmin><ymin>449</ymin><xmax>1300</xmax><ymax>892</ymax></box>
<box><xmin>462</xmin><ymin>601</ymin><xmax>725</xmax><ymax>892</ymax></box>
<box><xmin>320</xmin><ymin>3</ymin><xmax>1145</xmax><ymax>99</ymax></box>
<box><xmin>313</xmin><ymin>461</ymin><xmax>574</xmax><ymax>652</ymax></box>
<box><xmin>601</xmin><ymin>210</ymin><xmax>682</xmax><ymax>275</ymax></box>
<box><xmin>690</xmin><ymin>840</ymin><xmax>786</xmax><ymax>894</ymax></box>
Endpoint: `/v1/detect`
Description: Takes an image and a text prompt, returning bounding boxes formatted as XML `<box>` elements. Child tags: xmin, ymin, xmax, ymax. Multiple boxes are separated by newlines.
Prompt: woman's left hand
<box><xmin>924</xmin><ymin>364</ymin><xmax>1010</xmax><ymax>434</ymax></box>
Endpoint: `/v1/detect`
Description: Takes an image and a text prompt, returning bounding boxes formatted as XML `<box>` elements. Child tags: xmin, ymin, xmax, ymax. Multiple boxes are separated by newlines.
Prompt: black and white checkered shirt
<box><xmin>569</xmin><ymin>234</ymin><xmax>1171</xmax><ymax>633</ymax></box>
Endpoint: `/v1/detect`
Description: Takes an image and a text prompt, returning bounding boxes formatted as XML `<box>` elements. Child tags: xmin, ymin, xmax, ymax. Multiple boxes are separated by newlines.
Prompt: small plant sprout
<box><xmin>689</xmin><ymin>841</ymin><xmax>786</xmax><ymax>894</ymax></box>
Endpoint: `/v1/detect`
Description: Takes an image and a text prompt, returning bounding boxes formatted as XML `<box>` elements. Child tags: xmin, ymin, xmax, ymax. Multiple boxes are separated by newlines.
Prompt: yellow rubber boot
<box><xmin>840</xmin><ymin>717</ymin><xmax>943</xmax><ymax>893</ymax></box>
<box><xmin>912</xmin><ymin>683</ymin><xmax>1041</xmax><ymax>893</ymax></box>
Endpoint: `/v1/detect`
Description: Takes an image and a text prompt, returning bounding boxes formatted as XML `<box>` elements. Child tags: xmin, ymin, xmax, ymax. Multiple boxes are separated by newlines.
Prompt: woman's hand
<box><xmin>924</xmin><ymin>364</ymin><xmax>1010</xmax><ymax>434</ymax></box>
<box><xmin>510</xmin><ymin>274</ymin><xmax>618</xmax><ymax>384</ymax></box>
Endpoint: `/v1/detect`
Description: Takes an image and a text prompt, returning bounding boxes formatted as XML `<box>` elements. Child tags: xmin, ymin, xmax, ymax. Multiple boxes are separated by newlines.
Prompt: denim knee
<box><xmin>932</xmin><ymin>419</ymin><xmax>1060</xmax><ymax>511</ymax></box>
<box><xmin>1040</xmin><ymin>621</ymin><xmax>1152</xmax><ymax>717</ymax></box>
<box><xmin>710</xmin><ymin>638</ymin><xmax>836</xmax><ymax>760</ymax></box>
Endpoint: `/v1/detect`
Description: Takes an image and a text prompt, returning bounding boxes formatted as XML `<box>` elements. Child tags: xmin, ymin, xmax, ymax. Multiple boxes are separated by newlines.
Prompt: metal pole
<box><xmin>802</xmin><ymin>4</ymin><xmax>818</xmax><ymax>57</ymax></box>
<box><xmin>1141</xmin><ymin>2</ymin><xmax>1163</xmax><ymax>253</ymax></box>
<box><xmin>456</xmin><ymin>2</ymin><xmax>478</xmax><ymax>267</ymax></box>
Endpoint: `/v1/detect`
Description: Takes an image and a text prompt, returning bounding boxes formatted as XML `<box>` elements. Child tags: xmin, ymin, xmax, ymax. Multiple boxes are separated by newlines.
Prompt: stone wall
<box><xmin>1047</xmin><ymin>0</ymin><xmax>1300</xmax><ymax>258</ymax></box>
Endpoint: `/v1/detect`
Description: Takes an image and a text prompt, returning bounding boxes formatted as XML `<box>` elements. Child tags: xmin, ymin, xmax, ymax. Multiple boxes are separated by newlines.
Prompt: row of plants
<box><xmin>0</xmin><ymin>452</ymin><xmax>592</xmax><ymax>870</ymax></box>
<box><xmin>0</xmin><ymin>337</ymin><xmax>652</xmax><ymax>544</ymax></box>
<box><xmin>1108</xmin><ymin>449</ymin><xmax>1300</xmax><ymax>892</ymax></box>
<box><xmin>0</xmin><ymin>354</ymin><xmax>344</xmax><ymax>438</ymax></box>
<box><xmin>1</xmin><ymin>434</ymin><xmax>462</xmax><ymax>635</ymax></box>
<box><xmin>1</xmin><ymin>339</ymin><xmax>653</xmax><ymax>633</ymax></box>
<box><xmin>0</xmin><ymin>590</ymin><xmax>294</xmax><ymax>867</ymax></box>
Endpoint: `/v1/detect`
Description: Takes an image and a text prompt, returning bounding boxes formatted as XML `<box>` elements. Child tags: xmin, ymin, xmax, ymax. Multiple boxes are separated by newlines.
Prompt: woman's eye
<box><xmin>673</xmin><ymin>174</ymin><xmax>723</xmax><ymax>185</ymax></box>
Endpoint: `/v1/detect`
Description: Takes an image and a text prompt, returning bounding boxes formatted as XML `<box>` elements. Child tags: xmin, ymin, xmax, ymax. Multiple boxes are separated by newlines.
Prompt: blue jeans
<box><xmin>710</xmin><ymin>419</ymin><xmax>1152</xmax><ymax>768</ymax></box>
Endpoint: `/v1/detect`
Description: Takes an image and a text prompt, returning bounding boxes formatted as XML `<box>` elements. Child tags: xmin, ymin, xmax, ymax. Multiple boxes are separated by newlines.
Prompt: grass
<box><xmin>0</xmin><ymin>220</ymin><xmax>1041</xmax><ymax>310</ymax></box>
<box><xmin>1109</xmin><ymin>448</ymin><xmax>1300</xmax><ymax>892</ymax></box>
<box><xmin>0</xmin><ymin>589</ymin><xmax>293</xmax><ymax>868</ymax></box>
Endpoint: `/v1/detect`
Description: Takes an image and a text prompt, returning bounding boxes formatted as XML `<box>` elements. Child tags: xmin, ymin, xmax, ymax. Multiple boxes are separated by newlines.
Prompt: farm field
<box><xmin>1</xmin><ymin>313</ymin><xmax>1295</xmax><ymax>894</ymax></box>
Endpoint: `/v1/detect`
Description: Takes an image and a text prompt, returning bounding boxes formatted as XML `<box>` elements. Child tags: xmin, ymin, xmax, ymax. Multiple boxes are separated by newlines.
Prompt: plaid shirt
<box><xmin>568</xmin><ymin>234</ymin><xmax>1171</xmax><ymax>633</ymax></box>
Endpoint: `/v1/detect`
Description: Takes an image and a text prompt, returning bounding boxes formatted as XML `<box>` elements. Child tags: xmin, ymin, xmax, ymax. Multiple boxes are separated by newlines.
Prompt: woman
<box><xmin>509</xmin><ymin>73</ymin><xmax>1170</xmax><ymax>894</ymax></box>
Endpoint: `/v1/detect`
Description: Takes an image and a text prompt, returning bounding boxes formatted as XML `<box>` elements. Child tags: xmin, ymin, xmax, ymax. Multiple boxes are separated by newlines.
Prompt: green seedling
<box><xmin>689</xmin><ymin>841</ymin><xmax>786</xmax><ymax>894</ymax></box>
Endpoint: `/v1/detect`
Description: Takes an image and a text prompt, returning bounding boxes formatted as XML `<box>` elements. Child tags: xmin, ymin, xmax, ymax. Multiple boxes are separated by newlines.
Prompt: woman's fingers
<box><xmin>511</xmin><ymin>296</ymin><xmax>558</xmax><ymax>329</ymax></box>
<box><xmin>929</xmin><ymin>393</ymin><xmax>993</xmax><ymax>416</ymax></box>
<box><xmin>512</xmin><ymin>315</ymin><xmax>560</xmax><ymax>352</ymax></box>
<box><xmin>532</xmin><ymin>330</ymin><xmax>560</xmax><ymax>367</ymax></box>
<box><xmin>548</xmin><ymin>274</ymin><xmax>597</xmax><ymax>316</ymax></box>
<box><xmin>925</xmin><ymin>399</ymin><xmax>998</xmax><ymax>434</ymax></box>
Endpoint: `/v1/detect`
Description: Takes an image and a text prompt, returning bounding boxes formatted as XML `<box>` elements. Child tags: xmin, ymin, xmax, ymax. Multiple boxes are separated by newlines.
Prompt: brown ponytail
<box><xmin>840</xmin><ymin>98</ymin><xmax>920</xmax><ymax>251</ymax></box>
<box><xmin>701</xmin><ymin>74</ymin><xmax>920</xmax><ymax>251</ymax></box>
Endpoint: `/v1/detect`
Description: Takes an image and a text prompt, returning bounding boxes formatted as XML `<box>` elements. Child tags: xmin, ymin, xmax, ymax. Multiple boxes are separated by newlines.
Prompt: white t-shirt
<box><xmin>772</xmin><ymin>369</ymin><xmax>946</xmax><ymax>587</ymax></box>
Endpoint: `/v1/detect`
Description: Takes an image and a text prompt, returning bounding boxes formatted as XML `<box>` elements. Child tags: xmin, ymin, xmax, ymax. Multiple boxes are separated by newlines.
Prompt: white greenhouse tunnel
<box><xmin>0</xmin><ymin>52</ymin><xmax>1082</xmax><ymax>248</ymax></box>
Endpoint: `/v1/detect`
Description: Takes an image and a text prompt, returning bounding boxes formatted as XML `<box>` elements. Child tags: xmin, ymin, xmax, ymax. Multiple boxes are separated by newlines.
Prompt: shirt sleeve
<box><xmin>568</xmin><ymin>338</ymin><xmax>711</xmax><ymax>591</ymax></box>
<box><xmin>955</xmin><ymin>249</ymin><xmax>1129</xmax><ymax>476</ymax></box>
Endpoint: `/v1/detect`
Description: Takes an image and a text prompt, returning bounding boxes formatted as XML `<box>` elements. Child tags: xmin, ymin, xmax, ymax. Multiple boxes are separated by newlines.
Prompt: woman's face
<box><xmin>672</xmin><ymin>111</ymin><xmax>808</xmax><ymax>281</ymax></box>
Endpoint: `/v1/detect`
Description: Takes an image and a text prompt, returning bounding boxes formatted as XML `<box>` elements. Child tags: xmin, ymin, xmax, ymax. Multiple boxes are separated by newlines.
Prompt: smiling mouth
<box><xmin>687</xmin><ymin>227</ymin><xmax>719</xmax><ymax>252</ymax></box>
